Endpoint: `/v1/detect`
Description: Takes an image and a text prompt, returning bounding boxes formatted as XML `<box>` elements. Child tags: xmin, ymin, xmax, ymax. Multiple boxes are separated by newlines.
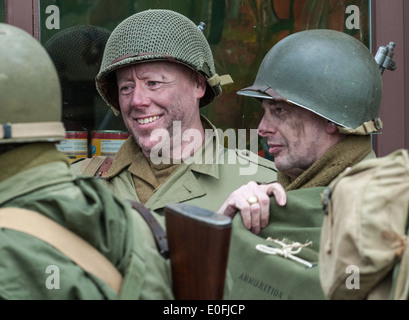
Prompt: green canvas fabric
<box><xmin>0</xmin><ymin>150</ymin><xmax>173</xmax><ymax>299</ymax></box>
<box><xmin>225</xmin><ymin>187</ymin><xmax>326</xmax><ymax>300</ymax></box>
<box><xmin>320</xmin><ymin>149</ymin><xmax>409</xmax><ymax>300</ymax></box>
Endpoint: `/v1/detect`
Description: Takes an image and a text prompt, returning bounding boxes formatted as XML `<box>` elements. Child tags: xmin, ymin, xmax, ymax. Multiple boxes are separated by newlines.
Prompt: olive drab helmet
<box><xmin>0</xmin><ymin>23</ymin><xmax>65</xmax><ymax>144</ymax></box>
<box><xmin>96</xmin><ymin>9</ymin><xmax>233</xmax><ymax>115</ymax></box>
<box><xmin>238</xmin><ymin>29</ymin><xmax>383</xmax><ymax>135</ymax></box>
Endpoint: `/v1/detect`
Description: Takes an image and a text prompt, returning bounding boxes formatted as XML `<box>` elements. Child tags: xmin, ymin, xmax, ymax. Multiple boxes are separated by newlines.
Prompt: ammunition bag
<box><xmin>320</xmin><ymin>149</ymin><xmax>409</xmax><ymax>300</ymax></box>
<box><xmin>225</xmin><ymin>187</ymin><xmax>326</xmax><ymax>300</ymax></box>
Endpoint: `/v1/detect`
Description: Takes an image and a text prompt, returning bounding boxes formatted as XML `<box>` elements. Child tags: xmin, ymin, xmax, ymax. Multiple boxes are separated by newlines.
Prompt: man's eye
<box><xmin>120</xmin><ymin>86</ymin><xmax>133</xmax><ymax>94</ymax></box>
<box><xmin>147</xmin><ymin>81</ymin><xmax>160</xmax><ymax>87</ymax></box>
<box><xmin>270</xmin><ymin>107</ymin><xmax>282</xmax><ymax>115</ymax></box>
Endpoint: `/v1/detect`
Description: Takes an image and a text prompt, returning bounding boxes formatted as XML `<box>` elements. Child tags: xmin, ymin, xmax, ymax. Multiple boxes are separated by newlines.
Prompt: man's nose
<box><xmin>131</xmin><ymin>82</ymin><xmax>150</xmax><ymax>107</ymax></box>
<box><xmin>257</xmin><ymin>114</ymin><xmax>277</xmax><ymax>137</ymax></box>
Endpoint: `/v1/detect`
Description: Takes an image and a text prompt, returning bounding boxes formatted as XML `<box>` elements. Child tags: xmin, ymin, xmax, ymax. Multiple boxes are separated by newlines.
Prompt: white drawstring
<box><xmin>255</xmin><ymin>238</ymin><xmax>314</xmax><ymax>268</ymax></box>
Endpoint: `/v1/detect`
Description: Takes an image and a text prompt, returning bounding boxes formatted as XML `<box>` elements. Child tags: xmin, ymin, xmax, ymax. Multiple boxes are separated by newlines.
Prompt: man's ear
<box><xmin>194</xmin><ymin>74</ymin><xmax>206</xmax><ymax>99</ymax></box>
<box><xmin>327</xmin><ymin>121</ymin><xmax>339</xmax><ymax>134</ymax></box>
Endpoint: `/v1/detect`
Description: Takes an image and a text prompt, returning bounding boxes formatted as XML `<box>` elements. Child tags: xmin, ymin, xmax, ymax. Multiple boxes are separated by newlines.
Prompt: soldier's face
<box><xmin>257</xmin><ymin>99</ymin><xmax>335</xmax><ymax>179</ymax></box>
<box><xmin>116</xmin><ymin>61</ymin><xmax>206</xmax><ymax>158</ymax></box>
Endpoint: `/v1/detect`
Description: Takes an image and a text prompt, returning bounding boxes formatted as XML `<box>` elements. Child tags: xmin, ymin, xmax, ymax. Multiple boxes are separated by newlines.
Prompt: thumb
<box><xmin>260</xmin><ymin>182</ymin><xmax>287</xmax><ymax>206</ymax></box>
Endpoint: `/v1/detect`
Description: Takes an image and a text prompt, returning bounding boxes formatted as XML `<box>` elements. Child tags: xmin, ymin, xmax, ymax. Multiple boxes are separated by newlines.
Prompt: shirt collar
<box><xmin>104</xmin><ymin>115</ymin><xmax>222</xmax><ymax>180</ymax></box>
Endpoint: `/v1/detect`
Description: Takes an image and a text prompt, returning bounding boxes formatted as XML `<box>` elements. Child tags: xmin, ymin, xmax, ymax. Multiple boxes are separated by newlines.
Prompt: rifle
<box><xmin>164</xmin><ymin>202</ymin><xmax>232</xmax><ymax>300</ymax></box>
<box><xmin>129</xmin><ymin>200</ymin><xmax>232</xmax><ymax>300</ymax></box>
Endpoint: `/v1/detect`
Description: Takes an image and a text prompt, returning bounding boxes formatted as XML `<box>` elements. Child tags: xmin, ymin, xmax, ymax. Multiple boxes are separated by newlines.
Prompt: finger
<box><xmin>254</xmin><ymin>192</ymin><xmax>270</xmax><ymax>228</ymax></box>
<box><xmin>217</xmin><ymin>184</ymin><xmax>249</xmax><ymax>215</ymax></box>
<box><xmin>261</xmin><ymin>182</ymin><xmax>287</xmax><ymax>206</ymax></box>
<box><xmin>238</xmin><ymin>200</ymin><xmax>252</xmax><ymax>230</ymax></box>
<box><xmin>223</xmin><ymin>205</ymin><xmax>240</xmax><ymax>218</ymax></box>
<box><xmin>245</xmin><ymin>182</ymin><xmax>271</xmax><ymax>229</ymax></box>
<box><xmin>248</xmin><ymin>202</ymin><xmax>261</xmax><ymax>234</ymax></box>
<box><xmin>217</xmin><ymin>199</ymin><xmax>239</xmax><ymax>218</ymax></box>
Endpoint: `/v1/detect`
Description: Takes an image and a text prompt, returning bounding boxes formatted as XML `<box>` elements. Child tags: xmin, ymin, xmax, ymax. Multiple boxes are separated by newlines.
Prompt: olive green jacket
<box><xmin>0</xmin><ymin>159</ymin><xmax>173</xmax><ymax>300</ymax></box>
<box><xmin>71</xmin><ymin>121</ymin><xmax>278</xmax><ymax>299</ymax></box>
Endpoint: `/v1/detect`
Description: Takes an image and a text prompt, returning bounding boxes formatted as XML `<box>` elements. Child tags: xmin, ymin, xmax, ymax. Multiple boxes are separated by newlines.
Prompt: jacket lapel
<box><xmin>145</xmin><ymin>164</ymin><xmax>208</xmax><ymax>211</ymax></box>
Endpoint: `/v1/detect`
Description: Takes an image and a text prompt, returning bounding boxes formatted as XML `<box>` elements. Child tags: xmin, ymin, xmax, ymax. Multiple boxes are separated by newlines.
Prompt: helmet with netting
<box><xmin>96</xmin><ymin>9</ymin><xmax>232</xmax><ymax>114</ymax></box>
<box><xmin>45</xmin><ymin>25</ymin><xmax>110</xmax><ymax>105</ymax></box>
<box><xmin>238</xmin><ymin>29</ymin><xmax>383</xmax><ymax>135</ymax></box>
<box><xmin>45</xmin><ymin>25</ymin><xmax>111</xmax><ymax>130</ymax></box>
<box><xmin>0</xmin><ymin>23</ymin><xmax>65</xmax><ymax>144</ymax></box>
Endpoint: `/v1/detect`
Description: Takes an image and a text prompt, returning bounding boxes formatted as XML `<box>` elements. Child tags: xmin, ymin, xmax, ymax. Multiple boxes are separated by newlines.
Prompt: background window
<box><xmin>0</xmin><ymin>0</ymin><xmax>5</xmax><ymax>23</ymax></box>
<box><xmin>38</xmin><ymin>0</ymin><xmax>370</xmax><ymax>158</ymax></box>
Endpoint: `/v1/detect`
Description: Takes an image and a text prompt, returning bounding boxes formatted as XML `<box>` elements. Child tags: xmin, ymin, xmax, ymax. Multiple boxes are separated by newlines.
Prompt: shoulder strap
<box><xmin>0</xmin><ymin>207</ymin><xmax>122</xmax><ymax>294</ymax></box>
<box><xmin>74</xmin><ymin>156</ymin><xmax>113</xmax><ymax>177</ymax></box>
<box><xmin>128</xmin><ymin>200</ymin><xmax>169</xmax><ymax>259</ymax></box>
<box><xmin>76</xmin><ymin>157</ymin><xmax>168</xmax><ymax>258</ymax></box>
<box><xmin>390</xmin><ymin>218</ymin><xmax>409</xmax><ymax>300</ymax></box>
<box><xmin>96</xmin><ymin>156</ymin><xmax>114</xmax><ymax>178</ymax></box>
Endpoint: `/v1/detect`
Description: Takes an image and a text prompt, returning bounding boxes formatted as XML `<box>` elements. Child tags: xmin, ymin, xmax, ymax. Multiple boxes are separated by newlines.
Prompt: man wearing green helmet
<box><xmin>219</xmin><ymin>29</ymin><xmax>386</xmax><ymax>300</ymax></box>
<box><xmin>0</xmin><ymin>23</ymin><xmax>173</xmax><ymax>300</ymax></box>
<box><xmin>71</xmin><ymin>9</ymin><xmax>282</xmax><ymax>234</ymax></box>
<box><xmin>220</xmin><ymin>28</ymin><xmax>383</xmax><ymax>229</ymax></box>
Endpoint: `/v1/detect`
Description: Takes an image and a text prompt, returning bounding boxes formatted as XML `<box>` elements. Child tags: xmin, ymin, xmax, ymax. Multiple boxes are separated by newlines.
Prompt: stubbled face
<box><xmin>116</xmin><ymin>61</ymin><xmax>206</xmax><ymax>158</ymax></box>
<box><xmin>257</xmin><ymin>99</ymin><xmax>341</xmax><ymax>179</ymax></box>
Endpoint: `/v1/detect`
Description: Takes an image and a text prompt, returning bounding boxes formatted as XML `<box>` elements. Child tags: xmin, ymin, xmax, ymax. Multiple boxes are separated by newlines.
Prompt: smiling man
<box><xmin>71</xmin><ymin>9</ymin><xmax>280</xmax><ymax>234</ymax></box>
<box><xmin>115</xmin><ymin>61</ymin><xmax>206</xmax><ymax>162</ymax></box>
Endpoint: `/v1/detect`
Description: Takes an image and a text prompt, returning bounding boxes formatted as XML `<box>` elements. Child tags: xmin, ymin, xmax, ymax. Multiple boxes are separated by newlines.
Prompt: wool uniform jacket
<box><xmin>0</xmin><ymin>145</ymin><xmax>173</xmax><ymax>300</ymax></box>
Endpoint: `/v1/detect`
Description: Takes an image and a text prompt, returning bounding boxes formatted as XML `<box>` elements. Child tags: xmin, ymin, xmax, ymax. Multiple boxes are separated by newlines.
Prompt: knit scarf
<box><xmin>278</xmin><ymin>135</ymin><xmax>373</xmax><ymax>191</ymax></box>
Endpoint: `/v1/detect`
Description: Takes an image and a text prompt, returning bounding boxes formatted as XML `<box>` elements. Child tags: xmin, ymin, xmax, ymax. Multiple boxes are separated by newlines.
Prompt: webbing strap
<box><xmin>337</xmin><ymin>118</ymin><xmax>383</xmax><ymax>135</ymax></box>
<box><xmin>391</xmin><ymin>218</ymin><xmax>409</xmax><ymax>300</ymax></box>
<box><xmin>76</xmin><ymin>157</ymin><xmax>169</xmax><ymax>259</ymax></box>
<box><xmin>0</xmin><ymin>122</ymin><xmax>65</xmax><ymax>140</ymax></box>
<box><xmin>128</xmin><ymin>200</ymin><xmax>169</xmax><ymax>259</ymax></box>
<box><xmin>390</xmin><ymin>247</ymin><xmax>409</xmax><ymax>299</ymax></box>
<box><xmin>79</xmin><ymin>156</ymin><xmax>107</xmax><ymax>176</ymax></box>
<box><xmin>207</xmin><ymin>73</ymin><xmax>234</xmax><ymax>86</ymax></box>
<box><xmin>97</xmin><ymin>157</ymin><xmax>114</xmax><ymax>178</ymax></box>
<box><xmin>0</xmin><ymin>208</ymin><xmax>123</xmax><ymax>294</ymax></box>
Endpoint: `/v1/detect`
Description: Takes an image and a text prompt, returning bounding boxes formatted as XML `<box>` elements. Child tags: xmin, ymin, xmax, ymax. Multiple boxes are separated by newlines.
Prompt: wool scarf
<box><xmin>278</xmin><ymin>135</ymin><xmax>373</xmax><ymax>191</ymax></box>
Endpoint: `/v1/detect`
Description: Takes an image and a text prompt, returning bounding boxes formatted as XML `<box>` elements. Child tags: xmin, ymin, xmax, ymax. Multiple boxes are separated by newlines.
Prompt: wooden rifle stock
<box><xmin>164</xmin><ymin>203</ymin><xmax>232</xmax><ymax>300</ymax></box>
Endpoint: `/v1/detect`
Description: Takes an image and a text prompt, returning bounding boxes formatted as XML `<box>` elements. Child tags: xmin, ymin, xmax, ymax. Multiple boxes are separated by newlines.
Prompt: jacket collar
<box><xmin>104</xmin><ymin>115</ymin><xmax>222</xmax><ymax>181</ymax></box>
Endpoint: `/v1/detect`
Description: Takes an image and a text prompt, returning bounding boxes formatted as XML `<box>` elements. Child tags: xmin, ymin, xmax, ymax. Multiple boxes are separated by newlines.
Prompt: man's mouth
<box><xmin>137</xmin><ymin>115</ymin><xmax>160</xmax><ymax>125</ymax></box>
<box><xmin>268</xmin><ymin>144</ymin><xmax>283</xmax><ymax>154</ymax></box>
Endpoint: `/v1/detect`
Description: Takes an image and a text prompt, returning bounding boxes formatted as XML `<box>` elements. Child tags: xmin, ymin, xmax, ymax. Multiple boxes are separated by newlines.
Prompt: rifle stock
<box><xmin>164</xmin><ymin>203</ymin><xmax>232</xmax><ymax>300</ymax></box>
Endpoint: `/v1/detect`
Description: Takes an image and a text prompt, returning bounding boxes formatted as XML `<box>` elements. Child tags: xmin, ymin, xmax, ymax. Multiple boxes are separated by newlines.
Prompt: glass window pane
<box><xmin>0</xmin><ymin>0</ymin><xmax>5</xmax><ymax>23</ymax></box>
<box><xmin>37</xmin><ymin>0</ymin><xmax>370</xmax><ymax>158</ymax></box>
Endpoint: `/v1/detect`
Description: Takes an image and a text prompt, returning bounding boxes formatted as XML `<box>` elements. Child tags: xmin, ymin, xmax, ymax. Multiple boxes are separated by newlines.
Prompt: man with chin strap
<box><xmin>71</xmin><ymin>9</ymin><xmax>282</xmax><ymax>235</ymax></box>
<box><xmin>218</xmin><ymin>29</ymin><xmax>385</xmax><ymax>300</ymax></box>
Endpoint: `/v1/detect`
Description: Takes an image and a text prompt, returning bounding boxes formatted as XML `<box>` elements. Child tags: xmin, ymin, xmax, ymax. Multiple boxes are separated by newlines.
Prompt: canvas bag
<box><xmin>320</xmin><ymin>149</ymin><xmax>409</xmax><ymax>300</ymax></box>
<box><xmin>225</xmin><ymin>187</ymin><xmax>326</xmax><ymax>300</ymax></box>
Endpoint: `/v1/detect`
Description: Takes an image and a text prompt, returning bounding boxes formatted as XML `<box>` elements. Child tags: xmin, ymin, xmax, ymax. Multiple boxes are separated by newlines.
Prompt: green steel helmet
<box><xmin>238</xmin><ymin>29</ymin><xmax>383</xmax><ymax>135</ymax></box>
<box><xmin>96</xmin><ymin>9</ymin><xmax>233</xmax><ymax>114</ymax></box>
<box><xmin>0</xmin><ymin>23</ymin><xmax>65</xmax><ymax>144</ymax></box>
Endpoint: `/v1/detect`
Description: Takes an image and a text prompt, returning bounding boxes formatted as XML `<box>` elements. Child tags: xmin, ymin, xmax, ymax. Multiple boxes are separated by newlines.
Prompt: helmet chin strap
<box><xmin>337</xmin><ymin>118</ymin><xmax>383</xmax><ymax>135</ymax></box>
<box><xmin>207</xmin><ymin>73</ymin><xmax>233</xmax><ymax>87</ymax></box>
